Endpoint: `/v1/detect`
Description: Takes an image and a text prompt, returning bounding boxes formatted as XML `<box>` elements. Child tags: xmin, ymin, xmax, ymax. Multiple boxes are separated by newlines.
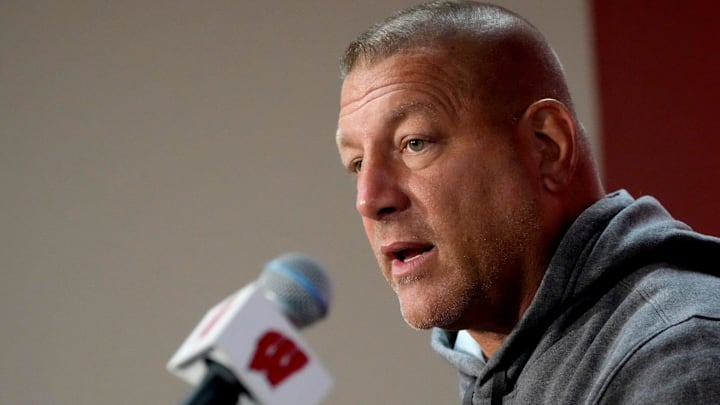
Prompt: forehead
<box><xmin>337</xmin><ymin>50</ymin><xmax>477</xmax><ymax>145</ymax></box>
<box><xmin>340</xmin><ymin>49</ymin><xmax>472</xmax><ymax>116</ymax></box>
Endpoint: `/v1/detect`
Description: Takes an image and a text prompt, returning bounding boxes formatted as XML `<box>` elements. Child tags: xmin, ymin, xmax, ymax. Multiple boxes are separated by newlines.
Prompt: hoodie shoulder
<box><xmin>596</xmin><ymin>313</ymin><xmax>720</xmax><ymax>404</ymax></box>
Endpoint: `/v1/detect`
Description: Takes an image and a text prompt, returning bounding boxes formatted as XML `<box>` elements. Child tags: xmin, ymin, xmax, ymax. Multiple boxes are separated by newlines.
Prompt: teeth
<box><xmin>398</xmin><ymin>248</ymin><xmax>425</xmax><ymax>263</ymax></box>
<box><xmin>404</xmin><ymin>253</ymin><xmax>422</xmax><ymax>263</ymax></box>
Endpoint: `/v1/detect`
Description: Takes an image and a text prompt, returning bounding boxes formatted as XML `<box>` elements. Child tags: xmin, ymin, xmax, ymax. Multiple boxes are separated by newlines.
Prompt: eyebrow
<box><xmin>336</xmin><ymin>100</ymin><xmax>440</xmax><ymax>148</ymax></box>
<box><xmin>388</xmin><ymin>100</ymin><xmax>438</xmax><ymax>122</ymax></box>
<box><xmin>335</xmin><ymin>128</ymin><xmax>349</xmax><ymax>147</ymax></box>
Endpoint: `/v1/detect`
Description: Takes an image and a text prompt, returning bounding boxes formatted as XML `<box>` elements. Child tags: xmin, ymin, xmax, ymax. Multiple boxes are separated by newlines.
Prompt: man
<box><xmin>335</xmin><ymin>1</ymin><xmax>720</xmax><ymax>404</ymax></box>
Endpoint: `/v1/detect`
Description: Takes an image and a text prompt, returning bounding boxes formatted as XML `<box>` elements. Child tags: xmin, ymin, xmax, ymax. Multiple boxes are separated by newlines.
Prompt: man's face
<box><xmin>336</xmin><ymin>49</ymin><xmax>542</xmax><ymax>332</ymax></box>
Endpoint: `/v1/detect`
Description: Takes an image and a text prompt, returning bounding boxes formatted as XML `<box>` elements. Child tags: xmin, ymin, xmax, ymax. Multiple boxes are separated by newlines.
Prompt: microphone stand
<box><xmin>181</xmin><ymin>358</ymin><xmax>250</xmax><ymax>405</ymax></box>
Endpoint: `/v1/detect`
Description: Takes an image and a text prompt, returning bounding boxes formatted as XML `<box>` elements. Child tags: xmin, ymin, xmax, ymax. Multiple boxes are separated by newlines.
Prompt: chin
<box><xmin>398</xmin><ymin>295</ymin><xmax>432</xmax><ymax>330</ymax></box>
<box><xmin>401</xmin><ymin>310</ymin><xmax>463</xmax><ymax>331</ymax></box>
<box><xmin>401</xmin><ymin>313</ymin><xmax>436</xmax><ymax>330</ymax></box>
<box><xmin>398</xmin><ymin>294</ymin><xmax>463</xmax><ymax>331</ymax></box>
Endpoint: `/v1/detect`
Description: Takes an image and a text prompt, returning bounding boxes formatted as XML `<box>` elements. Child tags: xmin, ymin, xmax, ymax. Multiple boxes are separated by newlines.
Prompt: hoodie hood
<box><xmin>432</xmin><ymin>190</ymin><xmax>720</xmax><ymax>401</ymax></box>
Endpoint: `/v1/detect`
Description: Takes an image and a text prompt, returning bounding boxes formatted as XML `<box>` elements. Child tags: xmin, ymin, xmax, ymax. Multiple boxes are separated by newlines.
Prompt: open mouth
<box><xmin>392</xmin><ymin>246</ymin><xmax>433</xmax><ymax>263</ymax></box>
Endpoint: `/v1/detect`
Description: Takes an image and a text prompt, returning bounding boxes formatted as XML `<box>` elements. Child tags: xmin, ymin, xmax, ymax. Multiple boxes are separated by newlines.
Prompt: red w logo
<box><xmin>248</xmin><ymin>330</ymin><xmax>309</xmax><ymax>387</ymax></box>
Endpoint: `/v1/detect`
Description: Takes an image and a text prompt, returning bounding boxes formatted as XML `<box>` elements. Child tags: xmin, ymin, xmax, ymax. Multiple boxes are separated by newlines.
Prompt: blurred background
<box><xmin>1</xmin><ymin>0</ymin><xmax>716</xmax><ymax>403</ymax></box>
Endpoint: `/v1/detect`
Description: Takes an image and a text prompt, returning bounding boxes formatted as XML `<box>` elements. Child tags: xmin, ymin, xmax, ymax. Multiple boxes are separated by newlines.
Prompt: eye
<box><xmin>351</xmin><ymin>159</ymin><xmax>362</xmax><ymax>173</ymax></box>
<box><xmin>406</xmin><ymin>139</ymin><xmax>426</xmax><ymax>152</ymax></box>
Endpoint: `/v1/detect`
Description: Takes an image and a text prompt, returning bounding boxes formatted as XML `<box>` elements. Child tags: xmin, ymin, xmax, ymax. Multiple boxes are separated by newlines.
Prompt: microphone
<box><xmin>167</xmin><ymin>253</ymin><xmax>333</xmax><ymax>404</ymax></box>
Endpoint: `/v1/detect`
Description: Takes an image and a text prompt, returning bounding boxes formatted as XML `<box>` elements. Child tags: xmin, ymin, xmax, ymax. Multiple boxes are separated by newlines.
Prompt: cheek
<box><xmin>426</xmin><ymin>164</ymin><xmax>515</xmax><ymax>249</ymax></box>
<box><xmin>362</xmin><ymin>218</ymin><xmax>376</xmax><ymax>242</ymax></box>
<box><xmin>407</xmin><ymin>158</ymin><xmax>476</xmax><ymax>209</ymax></box>
<box><xmin>424</xmin><ymin>164</ymin><xmax>492</xmax><ymax>218</ymax></box>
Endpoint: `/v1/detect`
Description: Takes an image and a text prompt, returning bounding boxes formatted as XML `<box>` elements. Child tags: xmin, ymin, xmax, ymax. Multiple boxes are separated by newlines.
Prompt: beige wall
<box><xmin>0</xmin><ymin>1</ymin><xmax>597</xmax><ymax>403</ymax></box>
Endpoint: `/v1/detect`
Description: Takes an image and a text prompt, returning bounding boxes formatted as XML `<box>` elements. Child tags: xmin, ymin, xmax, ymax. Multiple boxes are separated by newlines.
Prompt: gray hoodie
<box><xmin>432</xmin><ymin>190</ymin><xmax>720</xmax><ymax>404</ymax></box>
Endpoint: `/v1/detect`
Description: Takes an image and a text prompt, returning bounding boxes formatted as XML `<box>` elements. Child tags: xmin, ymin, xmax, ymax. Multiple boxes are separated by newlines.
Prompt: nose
<box><xmin>356</xmin><ymin>158</ymin><xmax>410</xmax><ymax>220</ymax></box>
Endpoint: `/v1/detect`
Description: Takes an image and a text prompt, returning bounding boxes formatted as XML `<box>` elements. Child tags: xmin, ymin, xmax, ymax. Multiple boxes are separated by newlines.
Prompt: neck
<box><xmin>467</xmin><ymin>330</ymin><xmax>506</xmax><ymax>358</ymax></box>
<box><xmin>465</xmin><ymin>225</ymin><xmax>554</xmax><ymax>358</ymax></box>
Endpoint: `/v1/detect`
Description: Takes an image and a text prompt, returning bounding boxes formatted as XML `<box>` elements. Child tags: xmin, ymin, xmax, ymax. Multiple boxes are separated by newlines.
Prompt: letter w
<box><xmin>248</xmin><ymin>330</ymin><xmax>308</xmax><ymax>387</ymax></box>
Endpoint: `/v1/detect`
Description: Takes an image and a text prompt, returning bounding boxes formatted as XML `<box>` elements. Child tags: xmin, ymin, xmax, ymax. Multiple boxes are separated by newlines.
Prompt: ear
<box><xmin>519</xmin><ymin>98</ymin><xmax>578</xmax><ymax>192</ymax></box>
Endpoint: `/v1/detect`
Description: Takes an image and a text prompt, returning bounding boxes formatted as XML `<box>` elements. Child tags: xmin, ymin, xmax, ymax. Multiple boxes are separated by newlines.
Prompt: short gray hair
<box><xmin>339</xmin><ymin>1</ymin><xmax>575</xmax><ymax>127</ymax></box>
<box><xmin>340</xmin><ymin>1</ymin><xmax>528</xmax><ymax>79</ymax></box>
